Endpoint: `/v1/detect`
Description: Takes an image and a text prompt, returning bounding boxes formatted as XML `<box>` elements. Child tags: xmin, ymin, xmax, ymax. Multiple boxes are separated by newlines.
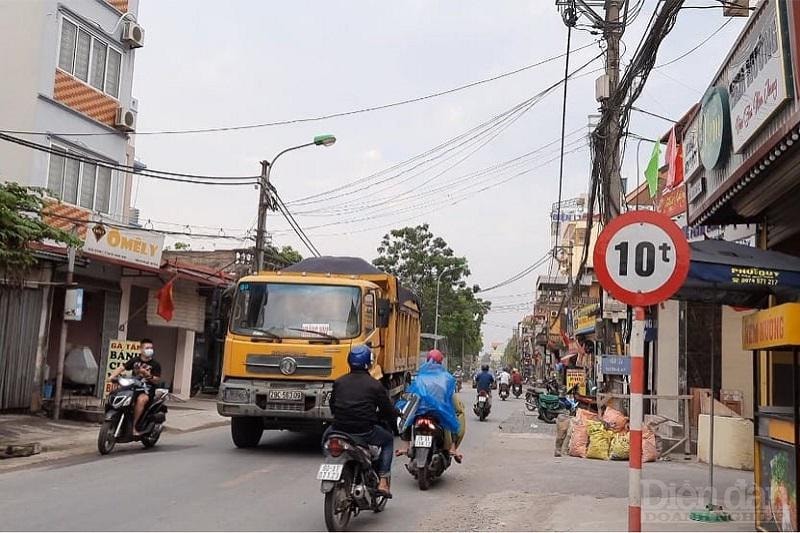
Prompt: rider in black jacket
<box><xmin>329</xmin><ymin>345</ymin><xmax>399</xmax><ymax>497</ymax></box>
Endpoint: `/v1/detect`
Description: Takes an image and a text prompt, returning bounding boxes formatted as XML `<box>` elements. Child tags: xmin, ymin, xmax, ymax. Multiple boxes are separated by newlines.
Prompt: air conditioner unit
<box><xmin>121</xmin><ymin>21</ymin><xmax>145</xmax><ymax>48</ymax></box>
<box><xmin>114</xmin><ymin>106</ymin><xmax>136</xmax><ymax>132</ymax></box>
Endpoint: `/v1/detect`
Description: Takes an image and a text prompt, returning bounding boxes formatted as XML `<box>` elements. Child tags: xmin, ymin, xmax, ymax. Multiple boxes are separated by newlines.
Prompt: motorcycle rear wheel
<box><xmin>324</xmin><ymin>469</ymin><xmax>353</xmax><ymax>532</ymax></box>
<box><xmin>97</xmin><ymin>421</ymin><xmax>116</xmax><ymax>455</ymax></box>
<box><xmin>479</xmin><ymin>410</ymin><xmax>487</xmax><ymax>422</ymax></box>
<box><xmin>141</xmin><ymin>426</ymin><xmax>162</xmax><ymax>449</ymax></box>
<box><xmin>417</xmin><ymin>466</ymin><xmax>431</xmax><ymax>491</ymax></box>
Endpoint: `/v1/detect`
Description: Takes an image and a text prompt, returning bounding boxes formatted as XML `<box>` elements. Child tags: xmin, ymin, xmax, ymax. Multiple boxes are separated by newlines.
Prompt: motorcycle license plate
<box><xmin>316</xmin><ymin>463</ymin><xmax>344</xmax><ymax>481</ymax></box>
<box><xmin>268</xmin><ymin>390</ymin><xmax>303</xmax><ymax>401</ymax></box>
<box><xmin>414</xmin><ymin>435</ymin><xmax>433</xmax><ymax>448</ymax></box>
<box><xmin>478</xmin><ymin>397</ymin><xmax>487</xmax><ymax>403</ymax></box>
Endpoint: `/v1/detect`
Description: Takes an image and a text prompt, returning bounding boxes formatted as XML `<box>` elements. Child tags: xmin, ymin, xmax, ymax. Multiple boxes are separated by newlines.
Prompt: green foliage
<box><xmin>275</xmin><ymin>245</ymin><xmax>302</xmax><ymax>265</ymax></box>
<box><xmin>0</xmin><ymin>182</ymin><xmax>81</xmax><ymax>281</ymax></box>
<box><xmin>503</xmin><ymin>335</ymin><xmax>520</xmax><ymax>368</ymax></box>
<box><xmin>373</xmin><ymin>224</ymin><xmax>490</xmax><ymax>363</ymax></box>
<box><xmin>172</xmin><ymin>241</ymin><xmax>191</xmax><ymax>250</ymax></box>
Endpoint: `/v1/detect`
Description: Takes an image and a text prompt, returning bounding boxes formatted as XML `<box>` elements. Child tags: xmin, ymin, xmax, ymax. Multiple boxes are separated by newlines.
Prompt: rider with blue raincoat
<box><xmin>396</xmin><ymin>349</ymin><xmax>465</xmax><ymax>462</ymax></box>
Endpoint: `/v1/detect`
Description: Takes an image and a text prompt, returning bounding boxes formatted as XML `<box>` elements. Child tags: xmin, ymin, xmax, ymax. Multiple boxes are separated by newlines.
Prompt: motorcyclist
<box><xmin>328</xmin><ymin>344</ymin><xmax>399</xmax><ymax>497</ymax></box>
<box><xmin>109</xmin><ymin>338</ymin><xmax>161</xmax><ymax>436</ymax></box>
<box><xmin>396</xmin><ymin>349</ymin><xmax>465</xmax><ymax>462</ymax></box>
<box><xmin>474</xmin><ymin>364</ymin><xmax>495</xmax><ymax>405</ymax></box>
<box><xmin>453</xmin><ymin>365</ymin><xmax>464</xmax><ymax>391</ymax></box>
<box><xmin>498</xmin><ymin>368</ymin><xmax>512</xmax><ymax>391</ymax></box>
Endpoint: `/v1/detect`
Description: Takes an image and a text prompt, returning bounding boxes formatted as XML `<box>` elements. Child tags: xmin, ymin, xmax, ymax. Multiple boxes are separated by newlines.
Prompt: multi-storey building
<box><xmin>0</xmin><ymin>0</ymin><xmax>142</xmax><ymax>220</ymax></box>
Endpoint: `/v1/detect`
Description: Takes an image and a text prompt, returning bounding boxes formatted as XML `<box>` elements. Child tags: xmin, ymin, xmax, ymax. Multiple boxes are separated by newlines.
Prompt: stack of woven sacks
<box><xmin>557</xmin><ymin>406</ymin><xmax>658</xmax><ymax>462</ymax></box>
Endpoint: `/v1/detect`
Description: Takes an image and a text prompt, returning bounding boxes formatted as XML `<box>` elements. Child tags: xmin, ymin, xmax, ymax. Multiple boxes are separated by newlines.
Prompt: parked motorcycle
<box><xmin>498</xmin><ymin>382</ymin><xmax>510</xmax><ymax>401</ymax></box>
<box><xmin>473</xmin><ymin>390</ymin><xmax>491</xmax><ymax>421</ymax></box>
<box><xmin>512</xmin><ymin>383</ymin><xmax>523</xmax><ymax>398</ymax></box>
<box><xmin>98</xmin><ymin>376</ymin><xmax>168</xmax><ymax>455</ymax></box>
<box><xmin>537</xmin><ymin>385</ymin><xmax>579</xmax><ymax>423</ymax></box>
<box><xmin>404</xmin><ymin>414</ymin><xmax>451</xmax><ymax>490</ymax></box>
<box><xmin>318</xmin><ymin>431</ymin><xmax>388</xmax><ymax>531</ymax></box>
<box><xmin>524</xmin><ymin>378</ymin><xmax>558</xmax><ymax>412</ymax></box>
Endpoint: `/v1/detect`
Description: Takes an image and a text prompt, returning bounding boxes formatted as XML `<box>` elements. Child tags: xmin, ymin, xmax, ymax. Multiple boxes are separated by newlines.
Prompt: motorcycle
<box><xmin>512</xmin><ymin>383</ymin><xmax>523</xmax><ymax>398</ymax></box>
<box><xmin>537</xmin><ymin>385</ymin><xmax>579</xmax><ymax>423</ymax></box>
<box><xmin>524</xmin><ymin>378</ymin><xmax>558</xmax><ymax>412</ymax></box>
<box><xmin>404</xmin><ymin>414</ymin><xmax>451</xmax><ymax>490</ymax></box>
<box><xmin>318</xmin><ymin>431</ymin><xmax>388</xmax><ymax>531</ymax></box>
<box><xmin>473</xmin><ymin>390</ymin><xmax>491</xmax><ymax>421</ymax></box>
<box><xmin>455</xmin><ymin>377</ymin><xmax>463</xmax><ymax>393</ymax></box>
<box><xmin>498</xmin><ymin>382</ymin><xmax>510</xmax><ymax>401</ymax></box>
<box><xmin>98</xmin><ymin>376</ymin><xmax>169</xmax><ymax>455</ymax></box>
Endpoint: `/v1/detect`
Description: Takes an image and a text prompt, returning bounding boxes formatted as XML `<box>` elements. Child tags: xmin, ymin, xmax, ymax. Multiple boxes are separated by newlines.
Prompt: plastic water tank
<box><xmin>64</xmin><ymin>347</ymin><xmax>99</xmax><ymax>385</ymax></box>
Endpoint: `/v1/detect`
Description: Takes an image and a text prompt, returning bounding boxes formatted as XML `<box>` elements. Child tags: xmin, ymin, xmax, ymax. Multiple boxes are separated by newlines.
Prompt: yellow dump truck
<box><xmin>217</xmin><ymin>257</ymin><xmax>421</xmax><ymax>447</ymax></box>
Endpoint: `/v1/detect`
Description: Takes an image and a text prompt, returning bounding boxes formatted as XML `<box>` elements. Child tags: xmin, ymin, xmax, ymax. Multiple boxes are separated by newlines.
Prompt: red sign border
<box><xmin>593</xmin><ymin>210</ymin><xmax>691</xmax><ymax>307</ymax></box>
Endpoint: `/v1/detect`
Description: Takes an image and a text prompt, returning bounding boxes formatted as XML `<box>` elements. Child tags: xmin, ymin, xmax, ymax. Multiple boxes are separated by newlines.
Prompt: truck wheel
<box><xmin>231</xmin><ymin>417</ymin><xmax>263</xmax><ymax>448</ymax></box>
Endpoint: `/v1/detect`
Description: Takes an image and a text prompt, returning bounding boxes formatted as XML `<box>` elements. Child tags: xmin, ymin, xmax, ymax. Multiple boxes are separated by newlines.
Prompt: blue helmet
<box><xmin>348</xmin><ymin>345</ymin><xmax>373</xmax><ymax>371</ymax></box>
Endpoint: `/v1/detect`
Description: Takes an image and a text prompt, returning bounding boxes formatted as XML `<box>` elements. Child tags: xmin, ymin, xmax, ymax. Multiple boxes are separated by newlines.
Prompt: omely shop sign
<box><xmin>699</xmin><ymin>86</ymin><xmax>732</xmax><ymax>170</ymax></box>
<box><xmin>727</xmin><ymin>0</ymin><xmax>792</xmax><ymax>153</ymax></box>
<box><xmin>83</xmin><ymin>218</ymin><xmax>165</xmax><ymax>269</ymax></box>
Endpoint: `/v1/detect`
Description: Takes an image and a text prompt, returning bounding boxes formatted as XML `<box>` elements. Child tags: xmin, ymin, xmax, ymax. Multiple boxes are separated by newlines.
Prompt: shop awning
<box><xmin>674</xmin><ymin>239</ymin><xmax>800</xmax><ymax>308</ymax></box>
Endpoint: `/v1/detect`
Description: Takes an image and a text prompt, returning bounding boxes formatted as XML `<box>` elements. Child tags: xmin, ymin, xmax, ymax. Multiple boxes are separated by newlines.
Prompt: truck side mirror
<box><xmin>376</xmin><ymin>298</ymin><xmax>391</xmax><ymax>328</ymax></box>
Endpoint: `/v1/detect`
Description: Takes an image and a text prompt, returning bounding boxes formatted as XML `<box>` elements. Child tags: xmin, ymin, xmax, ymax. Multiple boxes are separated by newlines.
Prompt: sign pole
<box><xmin>629</xmin><ymin>306</ymin><xmax>645</xmax><ymax>532</ymax></box>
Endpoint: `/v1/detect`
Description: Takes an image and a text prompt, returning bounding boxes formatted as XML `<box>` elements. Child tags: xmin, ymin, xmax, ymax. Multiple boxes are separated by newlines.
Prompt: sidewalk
<box><xmin>423</xmin><ymin>408</ymin><xmax>755</xmax><ymax>532</ymax></box>
<box><xmin>0</xmin><ymin>394</ymin><xmax>228</xmax><ymax>472</ymax></box>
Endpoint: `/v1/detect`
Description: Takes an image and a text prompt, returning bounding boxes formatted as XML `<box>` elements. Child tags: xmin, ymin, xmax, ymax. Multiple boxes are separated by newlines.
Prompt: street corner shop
<box><xmin>0</xmin><ymin>202</ymin><xmax>230</xmax><ymax>413</ymax></box>
<box><xmin>677</xmin><ymin>0</ymin><xmax>800</xmax><ymax>530</ymax></box>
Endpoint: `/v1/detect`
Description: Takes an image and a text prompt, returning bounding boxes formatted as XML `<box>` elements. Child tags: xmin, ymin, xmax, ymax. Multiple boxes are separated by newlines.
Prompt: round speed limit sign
<box><xmin>594</xmin><ymin>211</ymin><xmax>690</xmax><ymax>306</ymax></box>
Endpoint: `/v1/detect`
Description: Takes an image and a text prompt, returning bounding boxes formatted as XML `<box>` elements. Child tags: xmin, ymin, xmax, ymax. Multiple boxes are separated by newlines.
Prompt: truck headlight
<box><xmin>223</xmin><ymin>387</ymin><xmax>249</xmax><ymax>404</ymax></box>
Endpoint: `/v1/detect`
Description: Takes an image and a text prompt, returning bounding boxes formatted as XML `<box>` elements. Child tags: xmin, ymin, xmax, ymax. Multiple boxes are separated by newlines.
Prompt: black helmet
<box><xmin>481</xmin><ymin>364</ymin><xmax>489</xmax><ymax>372</ymax></box>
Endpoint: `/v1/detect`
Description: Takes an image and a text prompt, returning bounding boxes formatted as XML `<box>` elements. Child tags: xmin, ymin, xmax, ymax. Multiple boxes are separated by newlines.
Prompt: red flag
<box><xmin>665</xmin><ymin>126</ymin><xmax>684</xmax><ymax>188</ymax></box>
<box><xmin>156</xmin><ymin>278</ymin><xmax>175</xmax><ymax>321</ymax></box>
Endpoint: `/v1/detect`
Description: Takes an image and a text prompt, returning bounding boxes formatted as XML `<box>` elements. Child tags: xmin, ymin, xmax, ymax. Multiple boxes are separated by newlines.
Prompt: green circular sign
<box><xmin>699</xmin><ymin>87</ymin><xmax>731</xmax><ymax>170</ymax></box>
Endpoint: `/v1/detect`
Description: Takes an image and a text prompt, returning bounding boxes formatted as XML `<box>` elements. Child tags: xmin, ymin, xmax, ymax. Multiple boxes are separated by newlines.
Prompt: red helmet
<box><xmin>427</xmin><ymin>349</ymin><xmax>444</xmax><ymax>364</ymax></box>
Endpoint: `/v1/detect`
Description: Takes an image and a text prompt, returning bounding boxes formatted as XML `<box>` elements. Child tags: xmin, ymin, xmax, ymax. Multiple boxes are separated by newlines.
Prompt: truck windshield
<box><xmin>231</xmin><ymin>282</ymin><xmax>361</xmax><ymax>339</ymax></box>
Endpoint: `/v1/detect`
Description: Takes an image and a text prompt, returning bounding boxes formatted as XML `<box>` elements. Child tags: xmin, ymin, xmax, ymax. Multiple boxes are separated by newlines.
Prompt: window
<box><xmin>57</xmin><ymin>15</ymin><xmax>122</xmax><ymax>99</ymax></box>
<box><xmin>47</xmin><ymin>144</ymin><xmax>114</xmax><ymax>213</ymax></box>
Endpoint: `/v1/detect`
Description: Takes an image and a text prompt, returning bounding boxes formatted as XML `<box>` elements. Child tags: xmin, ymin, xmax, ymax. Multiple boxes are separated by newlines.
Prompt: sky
<box><xmin>129</xmin><ymin>0</ymin><xmax>749</xmax><ymax>352</ymax></box>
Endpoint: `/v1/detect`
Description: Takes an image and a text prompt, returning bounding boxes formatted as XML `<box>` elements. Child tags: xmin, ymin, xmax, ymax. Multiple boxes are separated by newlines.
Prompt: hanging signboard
<box><xmin>103</xmin><ymin>339</ymin><xmax>140</xmax><ymax>398</ymax></box>
<box><xmin>728</xmin><ymin>0</ymin><xmax>792</xmax><ymax>153</ymax></box>
<box><xmin>682</xmin><ymin>113</ymin><xmax>703</xmax><ymax>180</ymax></box>
<box><xmin>656</xmin><ymin>185</ymin><xmax>687</xmax><ymax>219</ymax></box>
<box><xmin>84</xmin><ymin>218</ymin><xmax>165</xmax><ymax>269</ymax></box>
<box><xmin>600</xmin><ymin>355</ymin><xmax>632</xmax><ymax>376</ymax></box>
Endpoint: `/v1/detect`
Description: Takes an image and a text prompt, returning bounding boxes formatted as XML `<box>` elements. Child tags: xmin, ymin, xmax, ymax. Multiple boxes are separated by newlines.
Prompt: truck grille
<box><xmin>246</xmin><ymin>354</ymin><xmax>332</xmax><ymax>377</ymax></box>
<box><xmin>255</xmin><ymin>394</ymin><xmax>315</xmax><ymax>412</ymax></box>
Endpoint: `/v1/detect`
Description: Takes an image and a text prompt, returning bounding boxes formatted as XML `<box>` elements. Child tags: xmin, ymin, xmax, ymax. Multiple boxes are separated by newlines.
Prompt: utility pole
<box><xmin>53</xmin><ymin>244</ymin><xmax>76</xmax><ymax>420</ymax></box>
<box><xmin>604</xmin><ymin>0</ymin><xmax>624</xmax><ymax>220</ymax></box>
<box><xmin>254</xmin><ymin>160</ymin><xmax>270</xmax><ymax>272</ymax></box>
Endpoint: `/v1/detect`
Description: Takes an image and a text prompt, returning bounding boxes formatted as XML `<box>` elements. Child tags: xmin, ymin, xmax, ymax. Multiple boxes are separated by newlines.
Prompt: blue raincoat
<box><xmin>400</xmin><ymin>362</ymin><xmax>460</xmax><ymax>434</ymax></box>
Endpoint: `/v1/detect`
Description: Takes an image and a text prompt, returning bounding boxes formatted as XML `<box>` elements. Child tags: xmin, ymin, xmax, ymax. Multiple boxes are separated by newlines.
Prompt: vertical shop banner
<box><xmin>757</xmin><ymin>439</ymin><xmax>797</xmax><ymax>531</ymax></box>
<box><xmin>103</xmin><ymin>339</ymin><xmax>140</xmax><ymax>398</ymax></box>
<box><xmin>566</xmin><ymin>368</ymin><xmax>587</xmax><ymax>396</ymax></box>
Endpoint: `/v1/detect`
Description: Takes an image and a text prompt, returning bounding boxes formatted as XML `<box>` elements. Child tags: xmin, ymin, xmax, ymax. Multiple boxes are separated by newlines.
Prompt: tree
<box><xmin>0</xmin><ymin>182</ymin><xmax>81</xmax><ymax>282</ymax></box>
<box><xmin>503</xmin><ymin>334</ymin><xmax>520</xmax><ymax>369</ymax></box>
<box><xmin>374</xmin><ymin>224</ymin><xmax>490</xmax><ymax>364</ymax></box>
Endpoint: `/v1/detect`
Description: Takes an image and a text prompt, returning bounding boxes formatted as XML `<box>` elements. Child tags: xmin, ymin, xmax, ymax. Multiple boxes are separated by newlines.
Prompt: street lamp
<box><xmin>254</xmin><ymin>135</ymin><xmax>337</xmax><ymax>271</ymax></box>
<box><xmin>434</xmin><ymin>266</ymin><xmax>456</xmax><ymax>349</ymax></box>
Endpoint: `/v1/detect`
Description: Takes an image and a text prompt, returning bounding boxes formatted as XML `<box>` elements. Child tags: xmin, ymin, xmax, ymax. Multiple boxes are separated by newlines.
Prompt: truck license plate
<box><xmin>414</xmin><ymin>435</ymin><xmax>433</xmax><ymax>448</ymax></box>
<box><xmin>268</xmin><ymin>390</ymin><xmax>303</xmax><ymax>401</ymax></box>
<box><xmin>317</xmin><ymin>463</ymin><xmax>343</xmax><ymax>481</ymax></box>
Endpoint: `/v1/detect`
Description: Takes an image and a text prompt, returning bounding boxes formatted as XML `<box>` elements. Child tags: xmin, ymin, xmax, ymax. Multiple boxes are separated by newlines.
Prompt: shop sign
<box><xmin>699</xmin><ymin>87</ymin><xmax>732</xmax><ymax>170</ymax></box>
<box><xmin>84</xmin><ymin>218</ymin><xmax>164</xmax><ymax>269</ymax></box>
<box><xmin>566</xmin><ymin>368</ymin><xmax>587</xmax><ymax>395</ymax></box>
<box><xmin>742</xmin><ymin>303</ymin><xmax>800</xmax><ymax>350</ymax></box>
<box><xmin>103</xmin><ymin>339</ymin><xmax>140</xmax><ymax>398</ymax></box>
<box><xmin>599</xmin><ymin>355</ymin><xmax>631</xmax><ymax>375</ymax></box>
<box><xmin>574</xmin><ymin>303</ymin><xmax>600</xmax><ymax>333</ymax></box>
<box><xmin>644</xmin><ymin>315</ymin><xmax>658</xmax><ymax>342</ymax></box>
<box><xmin>682</xmin><ymin>114</ymin><xmax>703</xmax><ymax>180</ymax></box>
<box><xmin>687</xmin><ymin>177</ymin><xmax>705</xmax><ymax>203</ymax></box>
<box><xmin>656</xmin><ymin>185</ymin><xmax>687</xmax><ymax>219</ymax></box>
<box><xmin>728</xmin><ymin>0</ymin><xmax>792</xmax><ymax>153</ymax></box>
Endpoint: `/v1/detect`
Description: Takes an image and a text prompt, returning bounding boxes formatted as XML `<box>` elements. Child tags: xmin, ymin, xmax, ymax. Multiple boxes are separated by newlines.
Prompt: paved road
<box><xmin>0</xmin><ymin>390</ymin><xmax>517</xmax><ymax>531</ymax></box>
